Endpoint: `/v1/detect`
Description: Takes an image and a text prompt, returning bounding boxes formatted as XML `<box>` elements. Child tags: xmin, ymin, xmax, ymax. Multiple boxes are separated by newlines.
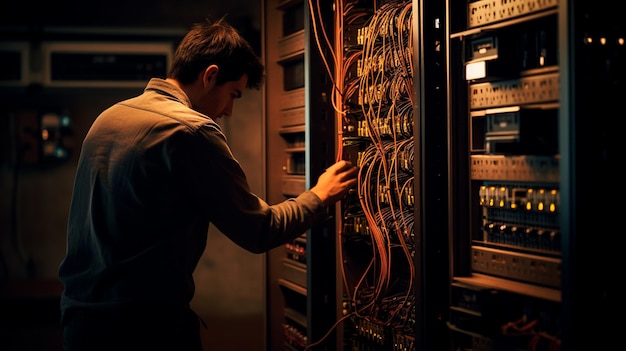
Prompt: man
<box><xmin>58</xmin><ymin>17</ymin><xmax>358</xmax><ymax>351</ymax></box>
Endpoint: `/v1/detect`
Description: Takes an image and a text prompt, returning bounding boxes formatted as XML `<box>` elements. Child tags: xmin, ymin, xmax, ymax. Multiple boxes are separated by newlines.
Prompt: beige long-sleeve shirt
<box><xmin>59</xmin><ymin>78</ymin><xmax>326</xmax><ymax>316</ymax></box>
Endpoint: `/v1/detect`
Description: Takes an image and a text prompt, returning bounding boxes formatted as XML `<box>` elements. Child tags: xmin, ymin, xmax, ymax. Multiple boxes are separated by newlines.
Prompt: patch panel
<box><xmin>470</xmin><ymin>155</ymin><xmax>559</xmax><ymax>182</ymax></box>
<box><xmin>283</xmin><ymin>320</ymin><xmax>307</xmax><ymax>350</ymax></box>
<box><xmin>483</xmin><ymin>222</ymin><xmax>561</xmax><ymax>252</ymax></box>
<box><xmin>479</xmin><ymin>184</ymin><xmax>560</xmax><ymax>214</ymax></box>
<box><xmin>469</xmin><ymin>71</ymin><xmax>559</xmax><ymax>109</ymax></box>
<box><xmin>471</xmin><ymin>245</ymin><xmax>561</xmax><ymax>288</ymax></box>
<box><xmin>285</xmin><ymin>236</ymin><xmax>307</xmax><ymax>265</ymax></box>
<box><xmin>468</xmin><ymin>0</ymin><xmax>558</xmax><ymax>28</ymax></box>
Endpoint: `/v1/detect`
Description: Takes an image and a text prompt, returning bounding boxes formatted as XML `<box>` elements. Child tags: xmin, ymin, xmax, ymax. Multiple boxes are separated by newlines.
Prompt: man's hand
<box><xmin>310</xmin><ymin>160</ymin><xmax>358</xmax><ymax>206</ymax></box>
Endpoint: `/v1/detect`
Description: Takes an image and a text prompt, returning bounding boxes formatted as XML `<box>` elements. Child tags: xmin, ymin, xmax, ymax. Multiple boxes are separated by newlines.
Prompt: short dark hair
<box><xmin>168</xmin><ymin>16</ymin><xmax>265</xmax><ymax>90</ymax></box>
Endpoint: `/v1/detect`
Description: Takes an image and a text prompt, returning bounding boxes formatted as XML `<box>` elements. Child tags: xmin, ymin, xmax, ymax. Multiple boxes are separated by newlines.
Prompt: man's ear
<box><xmin>203</xmin><ymin>65</ymin><xmax>219</xmax><ymax>88</ymax></box>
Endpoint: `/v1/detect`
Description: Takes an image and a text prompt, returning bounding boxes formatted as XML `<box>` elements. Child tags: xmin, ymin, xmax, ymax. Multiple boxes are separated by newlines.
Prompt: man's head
<box><xmin>167</xmin><ymin>16</ymin><xmax>265</xmax><ymax>119</ymax></box>
<box><xmin>168</xmin><ymin>16</ymin><xmax>264</xmax><ymax>89</ymax></box>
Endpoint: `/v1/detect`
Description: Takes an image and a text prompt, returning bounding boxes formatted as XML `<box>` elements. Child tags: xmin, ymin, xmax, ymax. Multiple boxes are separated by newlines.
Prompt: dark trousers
<box><xmin>61</xmin><ymin>304</ymin><xmax>203</xmax><ymax>351</ymax></box>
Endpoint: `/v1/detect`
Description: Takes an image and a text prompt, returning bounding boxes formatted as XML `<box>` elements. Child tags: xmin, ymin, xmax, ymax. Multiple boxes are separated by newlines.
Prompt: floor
<box><xmin>0</xmin><ymin>280</ymin><xmax>63</xmax><ymax>351</ymax></box>
<box><xmin>200</xmin><ymin>314</ymin><xmax>264</xmax><ymax>351</ymax></box>
<box><xmin>0</xmin><ymin>280</ymin><xmax>264</xmax><ymax>351</ymax></box>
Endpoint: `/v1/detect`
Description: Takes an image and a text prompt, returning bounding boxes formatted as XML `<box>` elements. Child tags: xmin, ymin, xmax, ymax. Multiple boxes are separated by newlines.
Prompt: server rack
<box><xmin>266</xmin><ymin>0</ymin><xmax>622</xmax><ymax>350</ymax></box>
<box><xmin>266</xmin><ymin>1</ymin><xmax>449</xmax><ymax>350</ymax></box>
<box><xmin>332</xmin><ymin>1</ymin><xmax>449</xmax><ymax>350</ymax></box>
<box><xmin>333</xmin><ymin>2</ymin><xmax>419</xmax><ymax>350</ymax></box>
<box><xmin>445</xmin><ymin>0</ymin><xmax>623</xmax><ymax>349</ymax></box>
<box><xmin>446</xmin><ymin>0</ymin><xmax>564</xmax><ymax>349</ymax></box>
<box><xmin>265</xmin><ymin>0</ymin><xmax>338</xmax><ymax>350</ymax></box>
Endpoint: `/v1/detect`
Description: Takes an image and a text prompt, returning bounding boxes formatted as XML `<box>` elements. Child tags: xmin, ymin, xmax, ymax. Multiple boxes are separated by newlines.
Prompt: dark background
<box><xmin>0</xmin><ymin>1</ymin><xmax>266</xmax><ymax>350</ymax></box>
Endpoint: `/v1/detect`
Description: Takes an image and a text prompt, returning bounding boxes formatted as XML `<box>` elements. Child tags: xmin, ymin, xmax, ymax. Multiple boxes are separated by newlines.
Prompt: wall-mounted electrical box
<box><xmin>40</xmin><ymin>42</ymin><xmax>173</xmax><ymax>88</ymax></box>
